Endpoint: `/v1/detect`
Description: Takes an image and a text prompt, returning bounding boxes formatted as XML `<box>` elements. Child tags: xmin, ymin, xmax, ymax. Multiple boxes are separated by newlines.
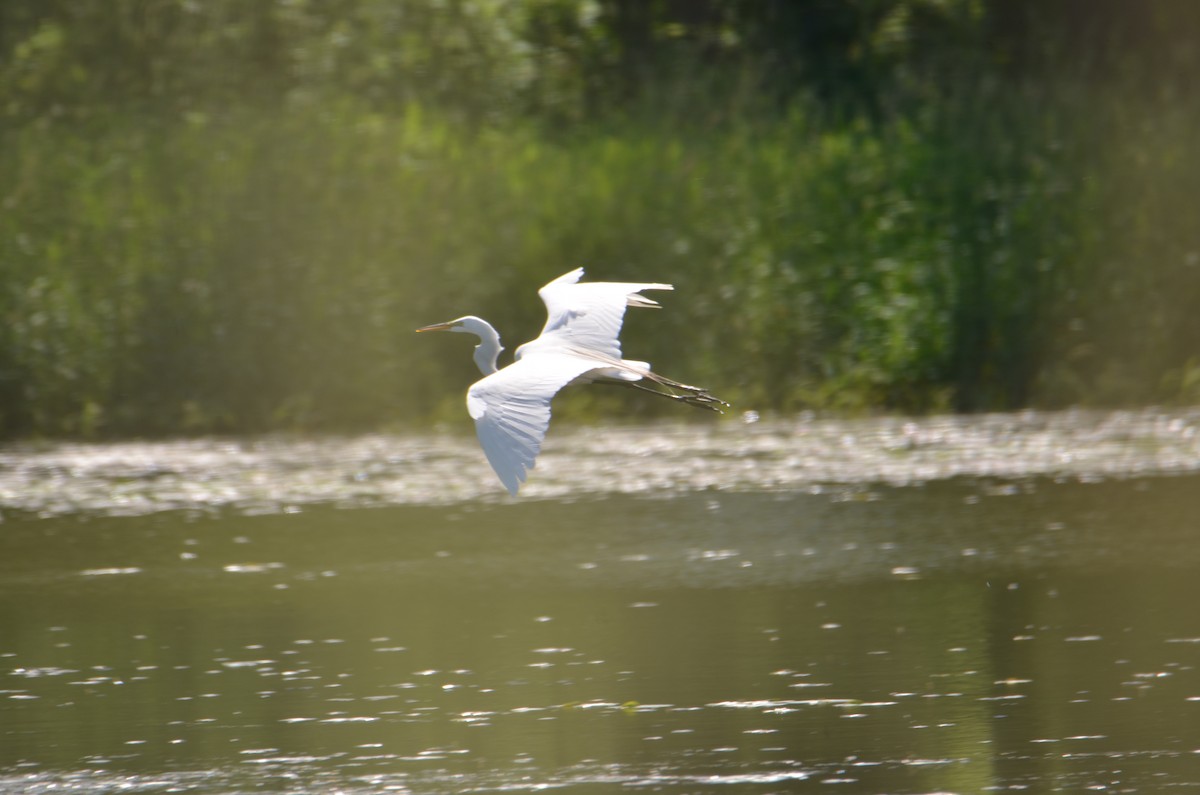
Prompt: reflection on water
<box><xmin>2</xmin><ymin>411</ymin><xmax>1199</xmax><ymax>793</ymax></box>
<box><xmin>1</xmin><ymin>408</ymin><xmax>1198</xmax><ymax>517</ymax></box>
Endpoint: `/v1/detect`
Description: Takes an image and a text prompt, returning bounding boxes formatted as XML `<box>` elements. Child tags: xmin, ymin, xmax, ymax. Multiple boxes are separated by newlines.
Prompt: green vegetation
<box><xmin>2</xmin><ymin>1</ymin><xmax>1199</xmax><ymax>437</ymax></box>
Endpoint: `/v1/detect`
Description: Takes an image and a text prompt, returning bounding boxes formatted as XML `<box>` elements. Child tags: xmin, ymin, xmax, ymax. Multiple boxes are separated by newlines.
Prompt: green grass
<box><xmin>2</xmin><ymin>82</ymin><xmax>1199</xmax><ymax>438</ymax></box>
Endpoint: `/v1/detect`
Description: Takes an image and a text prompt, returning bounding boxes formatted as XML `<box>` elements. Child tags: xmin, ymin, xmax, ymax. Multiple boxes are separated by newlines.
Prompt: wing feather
<box><xmin>466</xmin><ymin>352</ymin><xmax>602</xmax><ymax>495</ymax></box>
<box><xmin>529</xmin><ymin>268</ymin><xmax>673</xmax><ymax>360</ymax></box>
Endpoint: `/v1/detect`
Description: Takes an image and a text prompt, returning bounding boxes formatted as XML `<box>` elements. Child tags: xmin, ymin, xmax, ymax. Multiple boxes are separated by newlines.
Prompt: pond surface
<box><xmin>2</xmin><ymin>410</ymin><xmax>1199</xmax><ymax>793</ymax></box>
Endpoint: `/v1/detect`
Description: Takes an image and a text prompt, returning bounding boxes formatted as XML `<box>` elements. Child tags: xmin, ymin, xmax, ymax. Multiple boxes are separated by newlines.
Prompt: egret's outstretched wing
<box><xmin>466</xmin><ymin>352</ymin><xmax>602</xmax><ymax>495</ymax></box>
<box><xmin>526</xmin><ymin>268</ymin><xmax>673</xmax><ymax>360</ymax></box>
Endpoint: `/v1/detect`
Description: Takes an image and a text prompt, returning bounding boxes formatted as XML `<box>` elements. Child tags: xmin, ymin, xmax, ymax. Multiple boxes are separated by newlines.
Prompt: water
<box><xmin>2</xmin><ymin>410</ymin><xmax>1199</xmax><ymax>793</ymax></box>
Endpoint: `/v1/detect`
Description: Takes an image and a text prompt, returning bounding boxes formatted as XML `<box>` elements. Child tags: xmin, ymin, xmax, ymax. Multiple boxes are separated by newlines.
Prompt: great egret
<box><xmin>417</xmin><ymin>268</ymin><xmax>727</xmax><ymax>495</ymax></box>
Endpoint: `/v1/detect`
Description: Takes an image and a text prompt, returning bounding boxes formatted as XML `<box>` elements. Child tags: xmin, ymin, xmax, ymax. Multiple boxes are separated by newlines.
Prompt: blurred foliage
<box><xmin>1</xmin><ymin>0</ymin><xmax>1199</xmax><ymax>437</ymax></box>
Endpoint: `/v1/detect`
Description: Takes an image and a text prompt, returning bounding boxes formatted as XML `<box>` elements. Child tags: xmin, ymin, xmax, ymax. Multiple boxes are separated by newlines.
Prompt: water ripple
<box><xmin>2</xmin><ymin>408</ymin><xmax>1198</xmax><ymax>518</ymax></box>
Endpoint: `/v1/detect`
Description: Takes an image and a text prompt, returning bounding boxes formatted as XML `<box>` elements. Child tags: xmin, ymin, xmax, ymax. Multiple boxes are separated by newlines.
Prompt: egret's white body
<box><xmin>417</xmin><ymin>268</ymin><xmax>725</xmax><ymax>495</ymax></box>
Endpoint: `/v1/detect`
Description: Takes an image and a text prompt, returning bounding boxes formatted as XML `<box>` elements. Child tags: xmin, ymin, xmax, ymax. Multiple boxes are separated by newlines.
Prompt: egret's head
<box><xmin>416</xmin><ymin>316</ymin><xmax>480</xmax><ymax>335</ymax></box>
<box><xmin>417</xmin><ymin>315</ymin><xmax>502</xmax><ymax>375</ymax></box>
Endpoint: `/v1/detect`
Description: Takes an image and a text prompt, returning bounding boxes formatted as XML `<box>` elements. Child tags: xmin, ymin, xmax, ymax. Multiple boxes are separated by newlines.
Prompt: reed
<box><xmin>1</xmin><ymin>80</ymin><xmax>1197</xmax><ymax>436</ymax></box>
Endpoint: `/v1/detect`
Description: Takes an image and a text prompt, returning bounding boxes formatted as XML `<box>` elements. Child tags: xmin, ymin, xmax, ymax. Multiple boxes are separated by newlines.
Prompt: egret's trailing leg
<box><xmin>603</xmin><ymin>376</ymin><xmax>728</xmax><ymax>412</ymax></box>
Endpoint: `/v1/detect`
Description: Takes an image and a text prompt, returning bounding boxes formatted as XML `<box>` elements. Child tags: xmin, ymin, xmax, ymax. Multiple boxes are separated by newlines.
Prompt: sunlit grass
<box><xmin>2</xmin><ymin>84</ymin><xmax>1198</xmax><ymax>437</ymax></box>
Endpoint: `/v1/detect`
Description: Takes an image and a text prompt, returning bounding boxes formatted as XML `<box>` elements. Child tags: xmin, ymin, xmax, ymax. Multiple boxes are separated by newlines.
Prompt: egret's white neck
<box><xmin>453</xmin><ymin>316</ymin><xmax>503</xmax><ymax>376</ymax></box>
<box><xmin>472</xmin><ymin>337</ymin><xmax>501</xmax><ymax>376</ymax></box>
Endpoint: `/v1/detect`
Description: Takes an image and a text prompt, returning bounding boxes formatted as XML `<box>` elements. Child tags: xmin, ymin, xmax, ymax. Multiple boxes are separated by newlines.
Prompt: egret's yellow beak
<box><xmin>416</xmin><ymin>322</ymin><xmax>455</xmax><ymax>333</ymax></box>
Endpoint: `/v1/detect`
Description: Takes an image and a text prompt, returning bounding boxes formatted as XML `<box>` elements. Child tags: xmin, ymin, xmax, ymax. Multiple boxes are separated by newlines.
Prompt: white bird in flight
<box><xmin>417</xmin><ymin>268</ymin><xmax>727</xmax><ymax>495</ymax></box>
